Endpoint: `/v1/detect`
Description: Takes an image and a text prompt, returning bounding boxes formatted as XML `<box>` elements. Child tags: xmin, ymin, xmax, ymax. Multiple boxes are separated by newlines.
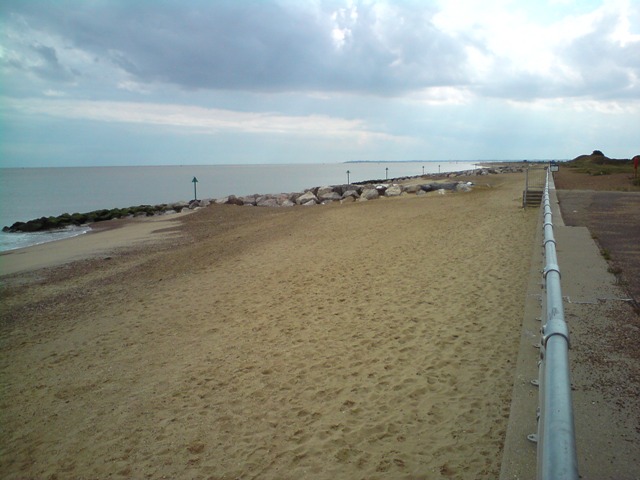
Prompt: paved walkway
<box><xmin>500</xmin><ymin>178</ymin><xmax>640</xmax><ymax>479</ymax></box>
<box><xmin>556</xmin><ymin>189</ymin><xmax>640</xmax><ymax>303</ymax></box>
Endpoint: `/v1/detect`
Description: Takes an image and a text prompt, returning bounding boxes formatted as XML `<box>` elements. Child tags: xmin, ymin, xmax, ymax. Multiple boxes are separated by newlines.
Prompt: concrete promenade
<box><xmin>500</xmin><ymin>177</ymin><xmax>640</xmax><ymax>479</ymax></box>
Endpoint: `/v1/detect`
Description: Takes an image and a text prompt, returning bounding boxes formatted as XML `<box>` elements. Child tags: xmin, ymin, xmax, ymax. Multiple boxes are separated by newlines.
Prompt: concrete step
<box><xmin>523</xmin><ymin>190</ymin><xmax>543</xmax><ymax>207</ymax></box>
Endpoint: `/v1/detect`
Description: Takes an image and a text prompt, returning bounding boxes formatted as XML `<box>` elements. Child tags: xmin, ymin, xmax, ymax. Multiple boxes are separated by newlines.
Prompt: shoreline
<box><xmin>0</xmin><ymin>166</ymin><xmax>522</xmax><ymax>276</ymax></box>
<box><xmin>0</xmin><ymin>211</ymin><xmax>192</xmax><ymax>277</ymax></box>
<box><xmin>1</xmin><ymin>161</ymin><xmax>481</xmax><ymax>231</ymax></box>
<box><xmin>1</xmin><ymin>173</ymin><xmax>539</xmax><ymax>478</ymax></box>
<box><xmin>1</xmin><ymin>163</ymin><xmax>527</xmax><ymax>255</ymax></box>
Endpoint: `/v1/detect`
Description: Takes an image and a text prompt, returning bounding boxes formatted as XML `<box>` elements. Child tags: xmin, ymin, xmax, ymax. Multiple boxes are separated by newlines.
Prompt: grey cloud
<box><xmin>2</xmin><ymin>0</ymin><xmax>469</xmax><ymax>95</ymax></box>
<box><xmin>30</xmin><ymin>44</ymin><xmax>76</xmax><ymax>82</ymax></box>
<box><xmin>0</xmin><ymin>8</ymin><xmax>75</xmax><ymax>84</ymax></box>
<box><xmin>335</xmin><ymin>3</ymin><xmax>467</xmax><ymax>90</ymax></box>
<box><xmin>2</xmin><ymin>0</ymin><xmax>638</xmax><ymax>102</ymax></box>
<box><xmin>0</xmin><ymin>40</ymin><xmax>75</xmax><ymax>83</ymax></box>
<box><xmin>560</xmin><ymin>14</ymin><xmax>640</xmax><ymax>100</ymax></box>
<box><xmin>480</xmin><ymin>10</ymin><xmax>640</xmax><ymax>102</ymax></box>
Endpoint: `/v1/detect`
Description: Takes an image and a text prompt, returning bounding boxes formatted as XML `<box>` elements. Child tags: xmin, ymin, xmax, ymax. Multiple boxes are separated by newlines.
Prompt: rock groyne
<box><xmin>3</xmin><ymin>165</ymin><xmax>524</xmax><ymax>233</ymax></box>
<box><xmin>213</xmin><ymin>165</ymin><xmax>523</xmax><ymax>207</ymax></box>
<box><xmin>2</xmin><ymin>201</ymin><xmax>205</xmax><ymax>234</ymax></box>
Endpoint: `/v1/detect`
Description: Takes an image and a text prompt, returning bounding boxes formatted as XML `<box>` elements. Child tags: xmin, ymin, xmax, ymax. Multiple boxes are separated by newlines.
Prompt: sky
<box><xmin>1</xmin><ymin>0</ymin><xmax>639</xmax><ymax>167</ymax></box>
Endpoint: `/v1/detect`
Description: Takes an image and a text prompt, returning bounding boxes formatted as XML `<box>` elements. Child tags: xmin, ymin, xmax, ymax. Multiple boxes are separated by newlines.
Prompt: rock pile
<box><xmin>2</xmin><ymin>199</ymin><xmax>208</xmax><ymax>233</ymax></box>
<box><xmin>3</xmin><ymin>165</ymin><xmax>524</xmax><ymax>232</ymax></box>
<box><xmin>212</xmin><ymin>164</ymin><xmax>525</xmax><ymax>208</ymax></box>
<box><xmin>213</xmin><ymin>180</ymin><xmax>475</xmax><ymax>207</ymax></box>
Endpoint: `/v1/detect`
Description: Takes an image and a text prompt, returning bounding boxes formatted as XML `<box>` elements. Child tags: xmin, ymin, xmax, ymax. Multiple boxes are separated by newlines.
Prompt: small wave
<box><xmin>0</xmin><ymin>225</ymin><xmax>92</xmax><ymax>253</ymax></box>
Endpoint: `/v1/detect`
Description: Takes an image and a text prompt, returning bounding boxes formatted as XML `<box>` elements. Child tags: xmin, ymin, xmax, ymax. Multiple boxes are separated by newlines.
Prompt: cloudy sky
<box><xmin>1</xmin><ymin>0</ymin><xmax>638</xmax><ymax>167</ymax></box>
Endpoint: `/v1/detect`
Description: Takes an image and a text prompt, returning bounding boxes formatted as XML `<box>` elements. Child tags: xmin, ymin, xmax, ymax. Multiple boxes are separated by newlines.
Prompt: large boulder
<box><xmin>403</xmin><ymin>184</ymin><xmax>421</xmax><ymax>193</ymax></box>
<box><xmin>257</xmin><ymin>197</ymin><xmax>279</xmax><ymax>207</ymax></box>
<box><xmin>433</xmin><ymin>182</ymin><xmax>458</xmax><ymax>190</ymax></box>
<box><xmin>375</xmin><ymin>184</ymin><xmax>388</xmax><ymax>195</ymax></box>
<box><xmin>318</xmin><ymin>191</ymin><xmax>341</xmax><ymax>202</ymax></box>
<box><xmin>240</xmin><ymin>195</ymin><xmax>257</xmax><ymax>206</ymax></box>
<box><xmin>332</xmin><ymin>184</ymin><xmax>350</xmax><ymax>196</ymax></box>
<box><xmin>227</xmin><ymin>195</ymin><xmax>244</xmax><ymax>206</ymax></box>
<box><xmin>296</xmin><ymin>191</ymin><xmax>318</xmax><ymax>205</ymax></box>
<box><xmin>456</xmin><ymin>183</ymin><xmax>473</xmax><ymax>192</ymax></box>
<box><xmin>289</xmin><ymin>192</ymin><xmax>302</xmax><ymax>203</ymax></box>
<box><xmin>317</xmin><ymin>186</ymin><xmax>341</xmax><ymax>202</ymax></box>
<box><xmin>275</xmin><ymin>193</ymin><xmax>292</xmax><ymax>205</ymax></box>
<box><xmin>360</xmin><ymin>188</ymin><xmax>380</xmax><ymax>200</ymax></box>
<box><xmin>316</xmin><ymin>185</ymin><xmax>335</xmax><ymax>197</ymax></box>
<box><xmin>341</xmin><ymin>189</ymin><xmax>359</xmax><ymax>199</ymax></box>
<box><xmin>385</xmin><ymin>184</ymin><xmax>403</xmax><ymax>197</ymax></box>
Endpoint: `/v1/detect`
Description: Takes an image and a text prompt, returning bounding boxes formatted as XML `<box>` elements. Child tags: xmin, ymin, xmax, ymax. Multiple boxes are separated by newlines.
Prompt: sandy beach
<box><xmin>0</xmin><ymin>174</ymin><xmax>538</xmax><ymax>479</ymax></box>
<box><xmin>0</xmin><ymin>213</ymin><xmax>192</xmax><ymax>277</ymax></box>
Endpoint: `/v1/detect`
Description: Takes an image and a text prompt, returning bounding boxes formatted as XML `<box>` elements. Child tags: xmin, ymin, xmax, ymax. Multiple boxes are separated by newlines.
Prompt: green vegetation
<box><xmin>565</xmin><ymin>150</ymin><xmax>634</xmax><ymax>176</ymax></box>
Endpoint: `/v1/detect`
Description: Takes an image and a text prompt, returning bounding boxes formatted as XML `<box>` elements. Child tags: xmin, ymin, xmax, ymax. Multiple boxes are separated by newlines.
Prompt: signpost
<box><xmin>192</xmin><ymin>176</ymin><xmax>198</xmax><ymax>201</ymax></box>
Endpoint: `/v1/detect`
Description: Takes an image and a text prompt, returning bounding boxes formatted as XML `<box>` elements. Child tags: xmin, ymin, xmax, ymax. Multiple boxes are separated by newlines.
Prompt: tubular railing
<box><xmin>531</xmin><ymin>169</ymin><xmax>579</xmax><ymax>479</ymax></box>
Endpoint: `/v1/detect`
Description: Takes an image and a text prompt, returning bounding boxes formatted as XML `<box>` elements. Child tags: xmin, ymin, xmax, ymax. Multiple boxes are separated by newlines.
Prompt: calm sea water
<box><xmin>0</xmin><ymin>161</ymin><xmax>480</xmax><ymax>252</ymax></box>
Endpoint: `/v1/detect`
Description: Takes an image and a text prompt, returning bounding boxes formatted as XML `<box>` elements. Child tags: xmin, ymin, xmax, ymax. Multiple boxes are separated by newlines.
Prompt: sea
<box><xmin>0</xmin><ymin>161</ymin><xmax>482</xmax><ymax>252</ymax></box>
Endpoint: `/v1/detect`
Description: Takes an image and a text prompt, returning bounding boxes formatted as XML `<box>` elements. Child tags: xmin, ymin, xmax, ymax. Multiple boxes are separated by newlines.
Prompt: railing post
<box><xmin>524</xmin><ymin>166</ymin><xmax>529</xmax><ymax>208</ymax></box>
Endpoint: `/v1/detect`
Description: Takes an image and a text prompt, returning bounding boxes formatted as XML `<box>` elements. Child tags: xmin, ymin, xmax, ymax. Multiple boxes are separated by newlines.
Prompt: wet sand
<box><xmin>0</xmin><ymin>174</ymin><xmax>538</xmax><ymax>479</ymax></box>
<box><xmin>0</xmin><ymin>212</ymin><xmax>191</xmax><ymax>277</ymax></box>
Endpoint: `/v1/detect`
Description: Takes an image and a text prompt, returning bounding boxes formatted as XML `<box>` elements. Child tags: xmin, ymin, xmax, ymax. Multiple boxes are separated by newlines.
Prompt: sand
<box><xmin>0</xmin><ymin>212</ymin><xmax>192</xmax><ymax>277</ymax></box>
<box><xmin>0</xmin><ymin>174</ymin><xmax>538</xmax><ymax>479</ymax></box>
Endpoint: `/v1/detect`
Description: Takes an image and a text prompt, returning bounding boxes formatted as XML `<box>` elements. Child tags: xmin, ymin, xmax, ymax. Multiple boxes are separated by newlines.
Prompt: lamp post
<box><xmin>385</xmin><ymin>167</ymin><xmax>388</xmax><ymax>180</ymax></box>
<box><xmin>346</xmin><ymin>170</ymin><xmax>351</xmax><ymax>184</ymax></box>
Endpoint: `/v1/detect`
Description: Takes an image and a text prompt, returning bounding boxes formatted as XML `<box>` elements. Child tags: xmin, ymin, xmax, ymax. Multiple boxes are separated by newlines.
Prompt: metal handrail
<box><xmin>535</xmin><ymin>169</ymin><xmax>579</xmax><ymax>480</ymax></box>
